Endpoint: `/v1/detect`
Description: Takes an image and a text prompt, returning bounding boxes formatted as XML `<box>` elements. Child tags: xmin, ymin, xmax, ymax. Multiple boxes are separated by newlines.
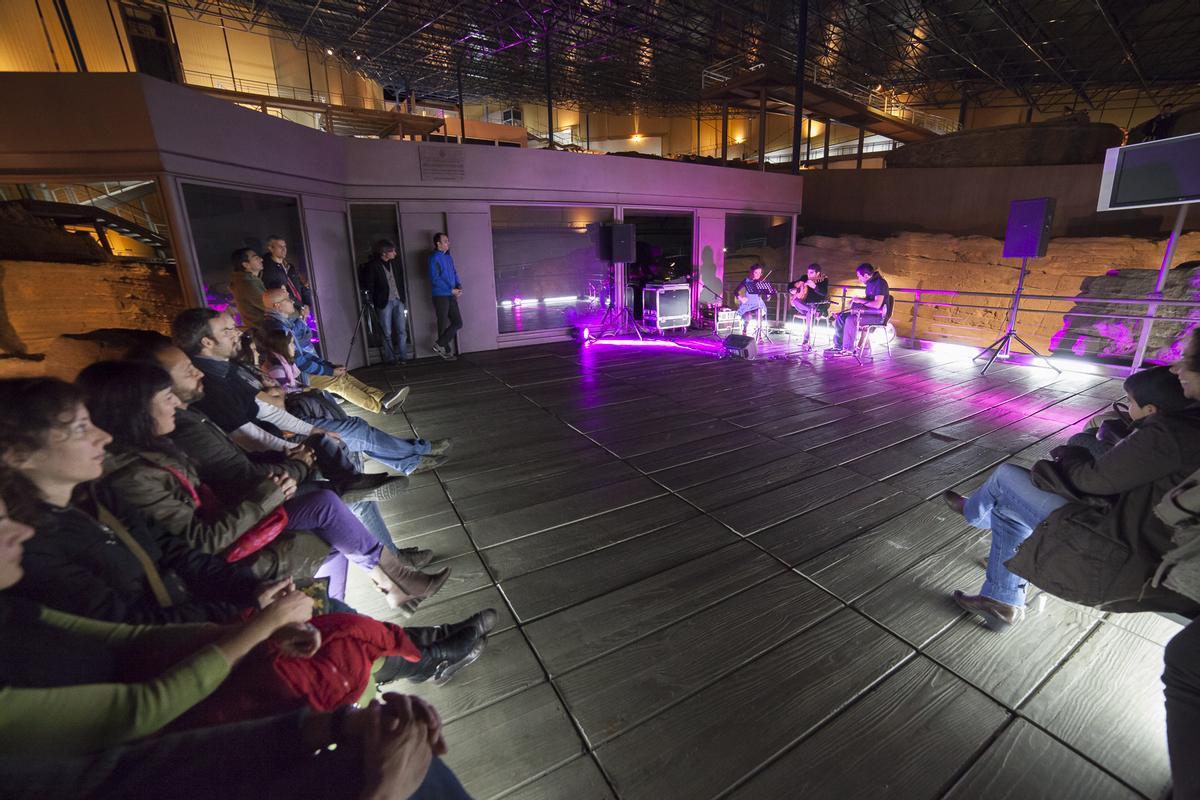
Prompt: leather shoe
<box><xmin>410</xmin><ymin>627</ymin><xmax>488</xmax><ymax>685</ymax></box>
<box><xmin>942</xmin><ymin>490</ymin><xmax>967</xmax><ymax>517</ymax></box>
<box><xmin>394</xmin><ymin>547</ymin><xmax>434</xmax><ymax>569</ymax></box>
<box><xmin>406</xmin><ymin>608</ymin><xmax>499</xmax><ymax>648</ymax></box>
<box><xmin>952</xmin><ymin>590</ymin><xmax>1024</xmax><ymax>630</ymax></box>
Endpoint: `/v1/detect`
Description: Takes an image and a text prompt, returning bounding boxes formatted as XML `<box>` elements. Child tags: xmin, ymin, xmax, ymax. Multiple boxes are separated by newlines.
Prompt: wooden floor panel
<box><xmin>338</xmin><ymin>341</ymin><xmax>1168</xmax><ymax>800</ymax></box>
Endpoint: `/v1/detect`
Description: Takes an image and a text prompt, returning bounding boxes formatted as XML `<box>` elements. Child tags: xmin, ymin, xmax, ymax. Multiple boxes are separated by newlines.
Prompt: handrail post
<box><xmin>910</xmin><ymin>289</ymin><xmax>920</xmax><ymax>346</ymax></box>
<box><xmin>1131</xmin><ymin>203</ymin><xmax>1190</xmax><ymax>371</ymax></box>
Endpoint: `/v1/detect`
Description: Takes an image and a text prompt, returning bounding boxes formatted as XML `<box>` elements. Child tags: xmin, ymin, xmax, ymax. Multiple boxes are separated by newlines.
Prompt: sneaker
<box><xmin>438</xmin><ymin>349</ymin><xmax>456</xmax><ymax>361</ymax></box>
<box><xmin>381</xmin><ymin>386</ymin><xmax>409</xmax><ymax>413</ymax></box>
<box><xmin>427</xmin><ymin>438</ymin><xmax>453</xmax><ymax>457</ymax></box>
<box><xmin>338</xmin><ymin>473</ymin><xmax>408</xmax><ymax>504</ymax></box>
<box><xmin>823</xmin><ymin>348</ymin><xmax>845</xmax><ymax>358</ymax></box>
<box><xmin>408</xmin><ymin>454</ymin><xmax>449</xmax><ymax>475</ymax></box>
<box><xmin>430</xmin><ymin>342</ymin><xmax>447</xmax><ymax>356</ymax></box>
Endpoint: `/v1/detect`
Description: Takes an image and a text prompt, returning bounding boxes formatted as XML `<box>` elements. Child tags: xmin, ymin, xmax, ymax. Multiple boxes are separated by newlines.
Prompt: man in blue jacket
<box><xmin>429</xmin><ymin>233</ymin><xmax>462</xmax><ymax>360</ymax></box>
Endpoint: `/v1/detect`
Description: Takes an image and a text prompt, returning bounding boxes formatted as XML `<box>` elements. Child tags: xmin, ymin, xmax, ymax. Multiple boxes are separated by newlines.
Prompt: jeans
<box><xmin>308</xmin><ymin>371</ymin><xmax>386</xmax><ymax>413</ymax></box>
<box><xmin>433</xmin><ymin>295</ymin><xmax>463</xmax><ymax>350</ymax></box>
<box><xmin>1</xmin><ymin>709</ymin><xmax>472</xmax><ymax>800</ymax></box>
<box><xmin>348</xmin><ymin>499</ymin><xmax>399</xmax><ymax>555</ymax></box>
<box><xmin>379</xmin><ymin>298</ymin><xmax>409</xmax><ymax>363</ymax></box>
<box><xmin>833</xmin><ymin>308</ymin><xmax>885</xmax><ymax>350</ymax></box>
<box><xmin>309</xmin><ymin>415</ymin><xmax>432</xmax><ymax>474</ymax></box>
<box><xmin>964</xmin><ymin>463</ymin><xmax>1069</xmax><ymax>606</ymax></box>
<box><xmin>284</xmin><ymin>488</ymin><xmax>384</xmax><ymax>600</ymax></box>
<box><xmin>1165</xmin><ymin>618</ymin><xmax>1200</xmax><ymax>800</ymax></box>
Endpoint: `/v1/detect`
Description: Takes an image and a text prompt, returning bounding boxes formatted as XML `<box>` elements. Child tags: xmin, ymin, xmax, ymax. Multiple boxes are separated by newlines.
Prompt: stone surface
<box><xmin>884</xmin><ymin>119</ymin><xmax>1123</xmax><ymax>169</ymax></box>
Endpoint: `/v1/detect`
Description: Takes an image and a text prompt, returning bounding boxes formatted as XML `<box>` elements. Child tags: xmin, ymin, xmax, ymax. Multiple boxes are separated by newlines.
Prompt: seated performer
<box><xmin>827</xmin><ymin>263</ymin><xmax>889</xmax><ymax>357</ymax></box>
<box><xmin>789</xmin><ymin>263</ymin><xmax>830</xmax><ymax>348</ymax></box>
<box><xmin>734</xmin><ymin>264</ymin><xmax>775</xmax><ymax>334</ymax></box>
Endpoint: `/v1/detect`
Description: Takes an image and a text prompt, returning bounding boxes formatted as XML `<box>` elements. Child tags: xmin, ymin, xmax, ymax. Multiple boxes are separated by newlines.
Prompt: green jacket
<box><xmin>100</xmin><ymin>446</ymin><xmax>327</xmax><ymax>582</ymax></box>
<box><xmin>0</xmin><ymin>605</ymin><xmax>229</xmax><ymax>755</ymax></box>
<box><xmin>230</xmin><ymin>269</ymin><xmax>269</xmax><ymax>327</ymax></box>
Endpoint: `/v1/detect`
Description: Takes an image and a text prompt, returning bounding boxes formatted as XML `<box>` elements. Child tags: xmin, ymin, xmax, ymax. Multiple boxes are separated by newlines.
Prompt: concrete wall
<box><xmin>0</xmin><ymin>72</ymin><xmax>804</xmax><ymax>367</ymax></box>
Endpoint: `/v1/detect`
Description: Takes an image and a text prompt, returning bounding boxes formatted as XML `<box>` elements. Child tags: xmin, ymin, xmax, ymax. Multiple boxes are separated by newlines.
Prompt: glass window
<box><xmin>179</xmin><ymin>183</ymin><xmax>307</xmax><ymax>323</ymax></box>
<box><xmin>723</xmin><ymin>213</ymin><xmax>792</xmax><ymax>306</ymax></box>
<box><xmin>622</xmin><ymin>210</ymin><xmax>694</xmax><ymax>319</ymax></box>
<box><xmin>491</xmin><ymin>205</ymin><xmax>614</xmax><ymax>334</ymax></box>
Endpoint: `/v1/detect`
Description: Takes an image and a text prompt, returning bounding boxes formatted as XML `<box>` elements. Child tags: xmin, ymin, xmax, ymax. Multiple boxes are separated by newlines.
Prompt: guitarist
<box><xmin>789</xmin><ymin>263</ymin><xmax>830</xmax><ymax>348</ymax></box>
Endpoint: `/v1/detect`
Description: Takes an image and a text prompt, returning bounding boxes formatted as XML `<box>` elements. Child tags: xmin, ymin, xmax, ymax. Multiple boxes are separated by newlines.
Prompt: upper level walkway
<box><xmin>345</xmin><ymin>338</ymin><xmax>1174</xmax><ymax>800</ymax></box>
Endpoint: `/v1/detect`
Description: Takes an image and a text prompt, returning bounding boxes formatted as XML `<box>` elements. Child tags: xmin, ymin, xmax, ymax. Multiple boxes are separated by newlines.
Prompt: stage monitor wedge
<box><xmin>1002</xmin><ymin>197</ymin><xmax>1055</xmax><ymax>259</ymax></box>
<box><xmin>1098</xmin><ymin>132</ymin><xmax>1200</xmax><ymax>211</ymax></box>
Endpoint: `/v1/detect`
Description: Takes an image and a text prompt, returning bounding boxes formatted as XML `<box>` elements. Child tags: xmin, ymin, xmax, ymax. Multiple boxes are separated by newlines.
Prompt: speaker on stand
<box><xmin>590</xmin><ymin>223</ymin><xmax>643</xmax><ymax>340</ymax></box>
<box><xmin>974</xmin><ymin>197</ymin><xmax>1061</xmax><ymax>375</ymax></box>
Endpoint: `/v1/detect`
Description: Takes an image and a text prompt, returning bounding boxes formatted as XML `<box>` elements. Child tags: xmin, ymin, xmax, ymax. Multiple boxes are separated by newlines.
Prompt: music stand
<box><xmin>590</xmin><ymin>262</ymin><xmax>645</xmax><ymax>340</ymax></box>
<box><xmin>973</xmin><ymin>255</ymin><xmax>1060</xmax><ymax>375</ymax></box>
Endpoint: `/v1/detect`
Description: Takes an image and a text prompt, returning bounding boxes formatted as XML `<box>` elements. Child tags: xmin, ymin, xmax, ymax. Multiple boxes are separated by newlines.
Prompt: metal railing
<box><xmin>183</xmin><ymin>70</ymin><xmax>393</xmax><ymax>111</ymax></box>
<box><xmin>703</xmin><ymin>46</ymin><xmax>961</xmax><ymax>136</ymax></box>
<box><xmin>39</xmin><ymin>182</ymin><xmax>168</xmax><ymax>236</ymax></box>
<box><xmin>725</xmin><ymin>280</ymin><xmax>1200</xmax><ymax>370</ymax></box>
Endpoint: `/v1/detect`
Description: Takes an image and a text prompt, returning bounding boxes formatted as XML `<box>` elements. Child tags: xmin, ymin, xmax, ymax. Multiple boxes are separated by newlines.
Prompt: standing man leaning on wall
<box><xmin>262</xmin><ymin>235</ymin><xmax>314</xmax><ymax>324</ymax></box>
<box><xmin>359</xmin><ymin>239</ymin><xmax>409</xmax><ymax>365</ymax></box>
<box><xmin>429</xmin><ymin>233</ymin><xmax>463</xmax><ymax>361</ymax></box>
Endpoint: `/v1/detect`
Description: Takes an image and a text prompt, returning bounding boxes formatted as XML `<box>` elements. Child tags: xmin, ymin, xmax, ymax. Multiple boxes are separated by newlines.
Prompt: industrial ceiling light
<box><xmin>325</xmin><ymin>48</ymin><xmax>333</xmax><ymax>56</ymax></box>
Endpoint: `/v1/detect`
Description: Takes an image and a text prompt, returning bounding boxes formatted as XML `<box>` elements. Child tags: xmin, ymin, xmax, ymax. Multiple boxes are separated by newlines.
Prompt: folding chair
<box><xmin>852</xmin><ymin>295</ymin><xmax>895</xmax><ymax>364</ymax></box>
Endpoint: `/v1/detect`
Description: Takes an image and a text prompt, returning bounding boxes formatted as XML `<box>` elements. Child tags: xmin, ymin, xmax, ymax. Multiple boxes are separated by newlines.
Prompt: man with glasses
<box><xmin>260</xmin><ymin>288</ymin><xmax>408</xmax><ymax>415</ymax></box>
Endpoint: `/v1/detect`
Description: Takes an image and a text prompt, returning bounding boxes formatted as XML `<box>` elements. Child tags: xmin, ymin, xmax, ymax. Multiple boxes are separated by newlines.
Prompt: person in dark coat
<box><xmin>359</xmin><ymin>239</ymin><xmax>410</xmax><ymax>365</ymax></box>
<box><xmin>942</xmin><ymin>331</ymin><xmax>1200</xmax><ymax>629</ymax></box>
<box><xmin>261</xmin><ymin>235</ymin><xmax>313</xmax><ymax>316</ymax></box>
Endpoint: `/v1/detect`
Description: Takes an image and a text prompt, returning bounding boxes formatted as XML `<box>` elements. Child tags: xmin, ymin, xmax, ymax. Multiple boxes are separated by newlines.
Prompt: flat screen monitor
<box><xmin>1097</xmin><ymin>132</ymin><xmax>1200</xmax><ymax>211</ymax></box>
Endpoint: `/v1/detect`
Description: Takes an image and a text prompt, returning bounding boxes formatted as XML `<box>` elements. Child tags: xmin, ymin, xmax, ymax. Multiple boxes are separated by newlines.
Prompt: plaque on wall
<box><xmin>419</xmin><ymin>146</ymin><xmax>466</xmax><ymax>182</ymax></box>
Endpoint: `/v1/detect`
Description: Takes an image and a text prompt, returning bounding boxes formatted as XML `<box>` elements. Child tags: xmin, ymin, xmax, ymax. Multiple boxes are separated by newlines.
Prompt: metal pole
<box><xmin>856</xmin><ymin>126</ymin><xmax>865</xmax><ymax>168</ymax></box>
<box><xmin>455</xmin><ymin>61</ymin><xmax>466</xmax><ymax>144</ymax></box>
<box><xmin>543</xmin><ymin>31</ymin><xmax>554</xmax><ymax>149</ymax></box>
<box><xmin>805</xmin><ymin>115</ymin><xmax>812</xmax><ymax>163</ymax></box>
<box><xmin>999</xmin><ymin>256</ymin><xmax>1030</xmax><ymax>357</ymax></box>
<box><xmin>822</xmin><ymin>117</ymin><xmax>831</xmax><ymax>169</ymax></box>
<box><xmin>790</xmin><ymin>0</ymin><xmax>808</xmax><ymax>175</ymax></box>
<box><xmin>757</xmin><ymin>88</ymin><xmax>767</xmax><ymax>169</ymax></box>
<box><xmin>720</xmin><ymin>102</ymin><xmax>729</xmax><ymax>164</ymax></box>
<box><xmin>585</xmin><ymin>112</ymin><xmax>590</xmax><ymax>149</ymax></box>
<box><xmin>696</xmin><ymin>102</ymin><xmax>701</xmax><ymax>156</ymax></box>
<box><xmin>910</xmin><ymin>288</ymin><xmax>920</xmax><ymax>345</ymax></box>
<box><xmin>1131</xmin><ymin>204</ymin><xmax>1190</xmax><ymax>371</ymax></box>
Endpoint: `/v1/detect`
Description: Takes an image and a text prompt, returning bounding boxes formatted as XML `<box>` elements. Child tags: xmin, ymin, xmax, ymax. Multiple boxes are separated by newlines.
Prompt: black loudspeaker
<box><xmin>1002</xmin><ymin>197</ymin><xmax>1056</xmax><ymax>258</ymax></box>
<box><xmin>722</xmin><ymin>333</ymin><xmax>757</xmax><ymax>359</ymax></box>
<box><xmin>609</xmin><ymin>224</ymin><xmax>636</xmax><ymax>263</ymax></box>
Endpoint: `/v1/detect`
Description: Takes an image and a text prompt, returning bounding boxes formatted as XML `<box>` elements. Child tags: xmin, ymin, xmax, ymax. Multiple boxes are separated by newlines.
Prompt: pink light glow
<box><xmin>586</xmin><ymin>337</ymin><xmax>725</xmax><ymax>355</ymax></box>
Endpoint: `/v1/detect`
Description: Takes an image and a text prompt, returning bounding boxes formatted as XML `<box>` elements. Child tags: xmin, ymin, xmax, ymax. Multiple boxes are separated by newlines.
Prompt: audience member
<box><xmin>1066</xmin><ymin>365</ymin><xmax>1192</xmax><ymax>457</ymax></box>
<box><xmin>260</xmin><ymin>291</ymin><xmax>410</xmax><ymax>414</ymax></box>
<box><xmin>429</xmin><ymin>233</ymin><xmax>462</xmax><ymax>360</ymax></box>
<box><xmin>942</xmin><ymin>328</ymin><xmax>1200</xmax><ymax>628</ymax></box>
<box><xmin>0</xmin><ymin>500</ymin><xmax>474</xmax><ymax>799</ymax></box>
<box><xmin>229</xmin><ymin>247</ymin><xmax>269</xmax><ymax>327</ymax></box>
<box><xmin>261</xmin><ymin>234</ymin><xmax>313</xmax><ymax>317</ymax></box>
<box><xmin>360</xmin><ymin>239</ymin><xmax>410</xmax><ymax>365</ymax></box>
<box><xmin>827</xmin><ymin>263</ymin><xmax>889</xmax><ymax>357</ymax></box>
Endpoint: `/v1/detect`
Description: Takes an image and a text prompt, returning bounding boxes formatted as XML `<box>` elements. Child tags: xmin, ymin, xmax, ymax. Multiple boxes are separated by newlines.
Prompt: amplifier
<box><xmin>643</xmin><ymin>284</ymin><xmax>692</xmax><ymax>331</ymax></box>
<box><xmin>715</xmin><ymin>308</ymin><xmax>740</xmax><ymax>336</ymax></box>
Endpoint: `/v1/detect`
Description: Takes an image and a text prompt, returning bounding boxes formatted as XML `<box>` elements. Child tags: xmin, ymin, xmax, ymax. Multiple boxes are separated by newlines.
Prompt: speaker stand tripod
<box><xmin>345</xmin><ymin>293</ymin><xmax>384</xmax><ymax>367</ymax></box>
<box><xmin>590</xmin><ymin>262</ymin><xmax>646</xmax><ymax>340</ymax></box>
<box><xmin>974</xmin><ymin>256</ymin><xmax>1060</xmax><ymax>376</ymax></box>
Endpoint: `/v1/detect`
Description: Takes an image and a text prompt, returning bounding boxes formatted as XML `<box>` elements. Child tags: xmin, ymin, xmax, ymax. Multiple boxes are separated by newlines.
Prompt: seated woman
<box><xmin>0</xmin><ymin>498</ymin><xmax>471</xmax><ymax>800</ymax></box>
<box><xmin>788</xmin><ymin>263</ymin><xmax>830</xmax><ymax>349</ymax></box>
<box><xmin>943</xmin><ymin>329</ymin><xmax>1200</xmax><ymax>628</ymax></box>
<box><xmin>0</xmin><ymin>376</ymin><xmax>449</xmax><ymax>615</ymax></box>
<box><xmin>734</xmin><ymin>264</ymin><xmax>775</xmax><ymax>335</ymax></box>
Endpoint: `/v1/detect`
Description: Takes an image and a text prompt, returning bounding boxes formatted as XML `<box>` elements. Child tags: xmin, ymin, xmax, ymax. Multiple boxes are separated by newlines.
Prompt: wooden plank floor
<box><xmin>345</xmin><ymin>339</ymin><xmax>1180</xmax><ymax>800</ymax></box>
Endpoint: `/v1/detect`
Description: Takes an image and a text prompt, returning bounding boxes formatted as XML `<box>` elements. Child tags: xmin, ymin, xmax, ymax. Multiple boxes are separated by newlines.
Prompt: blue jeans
<box><xmin>348</xmin><ymin>499</ymin><xmax>398</xmax><ymax>555</ymax></box>
<box><xmin>311</xmin><ymin>415</ymin><xmax>431</xmax><ymax>474</ymax></box>
<box><xmin>378</xmin><ymin>298</ymin><xmax>408</xmax><ymax>363</ymax></box>
<box><xmin>833</xmin><ymin>309</ymin><xmax>884</xmax><ymax>350</ymax></box>
<box><xmin>964</xmin><ymin>463</ymin><xmax>1068</xmax><ymax>606</ymax></box>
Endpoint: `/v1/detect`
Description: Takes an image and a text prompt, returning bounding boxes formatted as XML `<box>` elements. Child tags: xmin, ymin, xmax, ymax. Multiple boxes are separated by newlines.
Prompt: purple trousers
<box><xmin>284</xmin><ymin>488</ymin><xmax>383</xmax><ymax>599</ymax></box>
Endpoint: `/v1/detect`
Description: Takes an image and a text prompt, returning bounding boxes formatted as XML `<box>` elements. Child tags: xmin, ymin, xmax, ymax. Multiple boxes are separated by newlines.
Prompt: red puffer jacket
<box><xmin>178</xmin><ymin>612</ymin><xmax>420</xmax><ymax>728</ymax></box>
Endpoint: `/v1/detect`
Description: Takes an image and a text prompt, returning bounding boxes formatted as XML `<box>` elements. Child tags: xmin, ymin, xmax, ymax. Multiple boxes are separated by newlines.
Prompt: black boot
<box><xmin>406</xmin><ymin>608</ymin><xmax>499</xmax><ymax>648</ymax></box>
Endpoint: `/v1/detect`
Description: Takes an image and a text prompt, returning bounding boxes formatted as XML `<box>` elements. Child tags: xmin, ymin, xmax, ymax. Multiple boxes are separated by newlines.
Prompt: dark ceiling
<box><xmin>167</xmin><ymin>0</ymin><xmax>1200</xmax><ymax>116</ymax></box>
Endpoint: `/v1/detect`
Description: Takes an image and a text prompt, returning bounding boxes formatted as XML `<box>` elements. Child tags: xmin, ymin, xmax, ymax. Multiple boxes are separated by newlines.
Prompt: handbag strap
<box><xmin>93</xmin><ymin>500</ymin><xmax>174</xmax><ymax>608</ymax></box>
<box><xmin>158</xmin><ymin>463</ymin><xmax>201</xmax><ymax>506</ymax></box>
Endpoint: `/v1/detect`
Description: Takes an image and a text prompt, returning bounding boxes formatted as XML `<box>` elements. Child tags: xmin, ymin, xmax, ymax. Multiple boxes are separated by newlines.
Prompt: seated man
<box><xmin>1065</xmin><ymin>365</ymin><xmax>1191</xmax><ymax>457</ymax></box>
<box><xmin>827</xmin><ymin>263</ymin><xmax>889</xmax><ymax>357</ymax></box>
<box><xmin>261</xmin><ymin>288</ymin><xmax>408</xmax><ymax>415</ymax></box>
<box><xmin>789</xmin><ymin>262</ymin><xmax>829</xmax><ymax>348</ymax></box>
<box><xmin>734</xmin><ymin>264</ymin><xmax>775</xmax><ymax>334</ymax></box>
<box><xmin>942</xmin><ymin>327</ymin><xmax>1200</xmax><ymax>629</ymax></box>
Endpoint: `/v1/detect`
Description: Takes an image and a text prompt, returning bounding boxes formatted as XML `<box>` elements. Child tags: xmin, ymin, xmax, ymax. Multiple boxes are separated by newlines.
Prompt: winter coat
<box><xmin>1152</xmin><ymin>468</ymin><xmax>1200</xmax><ymax>605</ymax></box>
<box><xmin>1007</xmin><ymin>408</ymin><xmax>1200</xmax><ymax>614</ymax></box>
<box><xmin>261</xmin><ymin>257</ymin><xmax>313</xmax><ymax>309</ymax></box>
<box><xmin>12</xmin><ymin>486</ymin><xmax>261</xmax><ymax>625</ymax></box>
<box><xmin>230</xmin><ymin>269</ymin><xmax>269</xmax><ymax>327</ymax></box>
<box><xmin>178</xmin><ymin>612</ymin><xmax>419</xmax><ymax>728</ymax></box>
<box><xmin>101</xmin><ymin>448</ymin><xmax>285</xmax><ymax>557</ymax></box>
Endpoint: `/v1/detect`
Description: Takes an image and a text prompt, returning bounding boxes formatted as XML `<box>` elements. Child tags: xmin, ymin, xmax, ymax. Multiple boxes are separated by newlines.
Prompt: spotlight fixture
<box><xmin>325</xmin><ymin>48</ymin><xmax>333</xmax><ymax>56</ymax></box>
<box><xmin>631</xmin><ymin>134</ymin><xmax>643</xmax><ymax>142</ymax></box>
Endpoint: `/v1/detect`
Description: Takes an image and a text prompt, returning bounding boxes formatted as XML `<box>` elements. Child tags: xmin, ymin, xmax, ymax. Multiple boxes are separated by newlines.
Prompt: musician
<box><xmin>828</xmin><ymin>263</ymin><xmax>889</xmax><ymax>356</ymax></box>
<box><xmin>735</xmin><ymin>264</ymin><xmax>775</xmax><ymax>333</ymax></box>
<box><xmin>789</xmin><ymin>263</ymin><xmax>829</xmax><ymax>348</ymax></box>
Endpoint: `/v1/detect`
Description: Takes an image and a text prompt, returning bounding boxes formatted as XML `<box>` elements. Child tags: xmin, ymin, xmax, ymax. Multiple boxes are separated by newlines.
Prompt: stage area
<box><xmin>345</xmin><ymin>340</ymin><xmax>1176</xmax><ymax>800</ymax></box>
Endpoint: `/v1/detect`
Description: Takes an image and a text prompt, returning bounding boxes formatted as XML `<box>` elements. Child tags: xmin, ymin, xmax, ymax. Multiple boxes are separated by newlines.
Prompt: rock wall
<box><xmin>0</xmin><ymin>260</ymin><xmax>186</xmax><ymax>380</ymax></box>
<box><xmin>791</xmin><ymin>231</ymin><xmax>1200</xmax><ymax>361</ymax></box>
